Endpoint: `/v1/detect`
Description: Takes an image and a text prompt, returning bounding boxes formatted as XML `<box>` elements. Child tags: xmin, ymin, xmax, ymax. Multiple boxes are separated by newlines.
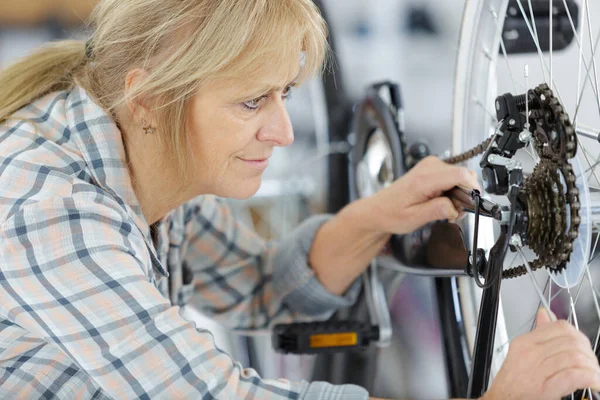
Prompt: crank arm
<box><xmin>363</xmin><ymin>259</ymin><xmax>392</xmax><ymax>348</ymax></box>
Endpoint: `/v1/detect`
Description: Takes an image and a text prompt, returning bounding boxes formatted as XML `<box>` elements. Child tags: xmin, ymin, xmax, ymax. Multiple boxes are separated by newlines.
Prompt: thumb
<box><xmin>534</xmin><ymin>307</ymin><xmax>556</xmax><ymax>328</ymax></box>
<box><xmin>404</xmin><ymin>197</ymin><xmax>459</xmax><ymax>232</ymax></box>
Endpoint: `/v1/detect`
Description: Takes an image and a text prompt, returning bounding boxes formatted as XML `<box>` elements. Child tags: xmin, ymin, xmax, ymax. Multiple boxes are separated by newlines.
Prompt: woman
<box><xmin>0</xmin><ymin>1</ymin><xmax>598</xmax><ymax>399</ymax></box>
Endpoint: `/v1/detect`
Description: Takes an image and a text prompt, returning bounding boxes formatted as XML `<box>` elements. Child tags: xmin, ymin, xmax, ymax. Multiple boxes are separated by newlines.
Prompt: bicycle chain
<box><xmin>444</xmin><ymin>83</ymin><xmax>580</xmax><ymax>279</ymax></box>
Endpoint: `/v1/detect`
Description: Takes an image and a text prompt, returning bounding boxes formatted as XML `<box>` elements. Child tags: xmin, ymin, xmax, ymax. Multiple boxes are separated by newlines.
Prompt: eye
<box><xmin>282</xmin><ymin>85</ymin><xmax>294</xmax><ymax>100</ymax></box>
<box><xmin>243</xmin><ymin>95</ymin><xmax>267</xmax><ymax>110</ymax></box>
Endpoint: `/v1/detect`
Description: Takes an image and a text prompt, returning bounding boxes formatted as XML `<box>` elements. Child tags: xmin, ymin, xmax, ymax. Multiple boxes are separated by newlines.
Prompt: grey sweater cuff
<box><xmin>272</xmin><ymin>214</ymin><xmax>362</xmax><ymax>318</ymax></box>
<box><xmin>298</xmin><ymin>381</ymin><xmax>369</xmax><ymax>400</ymax></box>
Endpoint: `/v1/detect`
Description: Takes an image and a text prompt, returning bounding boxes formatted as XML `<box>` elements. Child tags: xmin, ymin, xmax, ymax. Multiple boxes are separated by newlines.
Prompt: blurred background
<box><xmin>2</xmin><ymin>0</ymin><xmax>599</xmax><ymax>399</ymax></box>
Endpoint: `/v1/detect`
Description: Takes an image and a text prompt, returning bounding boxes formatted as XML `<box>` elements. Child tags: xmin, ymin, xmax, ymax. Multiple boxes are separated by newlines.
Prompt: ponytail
<box><xmin>0</xmin><ymin>40</ymin><xmax>87</xmax><ymax>123</ymax></box>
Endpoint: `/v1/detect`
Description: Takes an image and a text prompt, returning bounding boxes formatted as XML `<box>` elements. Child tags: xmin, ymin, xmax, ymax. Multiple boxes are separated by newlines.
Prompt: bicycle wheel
<box><xmin>452</xmin><ymin>0</ymin><xmax>600</xmax><ymax>397</ymax></box>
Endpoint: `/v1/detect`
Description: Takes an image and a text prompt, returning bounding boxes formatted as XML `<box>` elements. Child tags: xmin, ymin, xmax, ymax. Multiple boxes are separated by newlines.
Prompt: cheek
<box><xmin>188</xmin><ymin>109</ymin><xmax>258</xmax><ymax>171</ymax></box>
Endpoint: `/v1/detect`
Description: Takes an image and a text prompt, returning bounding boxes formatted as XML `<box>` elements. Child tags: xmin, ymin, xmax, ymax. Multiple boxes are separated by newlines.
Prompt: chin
<box><xmin>219</xmin><ymin>178</ymin><xmax>262</xmax><ymax>200</ymax></box>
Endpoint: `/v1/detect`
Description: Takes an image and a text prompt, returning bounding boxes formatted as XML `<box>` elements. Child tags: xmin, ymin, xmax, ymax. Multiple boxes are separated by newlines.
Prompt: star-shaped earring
<box><xmin>141</xmin><ymin>118</ymin><xmax>155</xmax><ymax>135</ymax></box>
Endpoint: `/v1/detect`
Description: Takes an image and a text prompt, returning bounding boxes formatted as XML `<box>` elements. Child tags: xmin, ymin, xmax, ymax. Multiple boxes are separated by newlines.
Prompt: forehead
<box><xmin>207</xmin><ymin>59</ymin><xmax>302</xmax><ymax>99</ymax></box>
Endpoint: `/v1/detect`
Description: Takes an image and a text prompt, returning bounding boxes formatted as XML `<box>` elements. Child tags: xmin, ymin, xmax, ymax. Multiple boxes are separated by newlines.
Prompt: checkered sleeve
<box><xmin>0</xmin><ymin>193</ymin><xmax>367</xmax><ymax>399</ymax></box>
<box><xmin>183</xmin><ymin>196</ymin><xmax>362</xmax><ymax>330</ymax></box>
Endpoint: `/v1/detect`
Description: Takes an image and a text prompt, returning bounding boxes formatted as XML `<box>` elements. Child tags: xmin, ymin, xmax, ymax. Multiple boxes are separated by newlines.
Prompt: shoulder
<box><xmin>0</xmin><ymin>190</ymin><xmax>148</xmax><ymax>273</ymax></box>
<box><xmin>2</xmin><ymin>190</ymin><xmax>135</xmax><ymax>237</ymax></box>
<box><xmin>0</xmin><ymin>91</ymin><xmax>93</xmax><ymax>223</ymax></box>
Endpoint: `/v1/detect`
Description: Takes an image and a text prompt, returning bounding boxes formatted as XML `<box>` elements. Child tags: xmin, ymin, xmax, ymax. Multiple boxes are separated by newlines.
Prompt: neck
<box><xmin>128</xmin><ymin>152</ymin><xmax>182</xmax><ymax>225</ymax></box>
<box><xmin>117</xmin><ymin>110</ymin><xmax>193</xmax><ymax>226</ymax></box>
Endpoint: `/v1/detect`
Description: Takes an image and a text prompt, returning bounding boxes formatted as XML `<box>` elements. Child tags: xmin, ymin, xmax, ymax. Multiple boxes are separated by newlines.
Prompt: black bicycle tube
<box><xmin>436</xmin><ymin>277</ymin><xmax>470</xmax><ymax>397</ymax></box>
<box><xmin>466</xmin><ymin>229</ymin><xmax>508</xmax><ymax>398</ymax></box>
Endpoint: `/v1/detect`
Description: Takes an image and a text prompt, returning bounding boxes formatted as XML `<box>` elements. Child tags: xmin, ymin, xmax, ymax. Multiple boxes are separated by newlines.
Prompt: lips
<box><xmin>237</xmin><ymin>156</ymin><xmax>270</xmax><ymax>170</ymax></box>
<box><xmin>238</xmin><ymin>154</ymin><xmax>271</xmax><ymax>162</ymax></box>
<box><xmin>239</xmin><ymin>158</ymin><xmax>268</xmax><ymax>162</ymax></box>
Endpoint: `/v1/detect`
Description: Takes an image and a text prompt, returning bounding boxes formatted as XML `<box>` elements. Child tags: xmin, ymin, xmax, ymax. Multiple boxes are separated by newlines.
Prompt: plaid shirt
<box><xmin>0</xmin><ymin>86</ymin><xmax>367</xmax><ymax>399</ymax></box>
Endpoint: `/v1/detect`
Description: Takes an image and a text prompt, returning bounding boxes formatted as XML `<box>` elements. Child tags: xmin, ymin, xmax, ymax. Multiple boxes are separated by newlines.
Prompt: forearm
<box><xmin>370</xmin><ymin>398</ymin><xmax>472</xmax><ymax>400</ymax></box>
<box><xmin>309</xmin><ymin>198</ymin><xmax>390</xmax><ymax>296</ymax></box>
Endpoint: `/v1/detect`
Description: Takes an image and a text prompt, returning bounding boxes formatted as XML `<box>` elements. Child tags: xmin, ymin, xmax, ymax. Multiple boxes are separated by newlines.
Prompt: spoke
<box><xmin>527</xmin><ymin>0</ymin><xmax>541</xmax><ymax>49</ymax></box>
<box><xmin>491</xmin><ymin>6</ymin><xmax>522</xmax><ymax>93</ymax></box>
<box><xmin>583</xmin><ymin>251</ymin><xmax>600</xmax><ymax>356</ymax></box>
<box><xmin>584</xmin><ymin>266</ymin><xmax>600</xmax><ymax>334</ymax></box>
<box><xmin>568</xmin><ymin>269</ymin><xmax>591</xmax><ymax>318</ymax></box>
<box><xmin>589</xmin><ymin>326</ymin><xmax>600</xmax><ymax>400</ymax></box>
<box><xmin>582</xmin><ymin>144</ymin><xmax>598</xmax><ymax>161</ymax></box>
<box><xmin>508</xmin><ymin>251</ymin><xmax>519</xmax><ymax>269</ymax></box>
<box><xmin>474</xmin><ymin>96</ymin><xmax>498</xmax><ymax>121</ymax></box>
<box><xmin>565</xmin><ymin>277</ymin><xmax>595</xmax><ymax>400</ymax></box>
<box><xmin>577</xmin><ymin>133</ymin><xmax>600</xmax><ymax>183</ymax></box>
<box><xmin>532</xmin><ymin>276</ymin><xmax>554</xmax><ymax>333</ymax></box>
<box><xmin>573</xmin><ymin>28</ymin><xmax>600</xmax><ymax>124</ymax></box>
<box><xmin>584</xmin><ymin>0</ymin><xmax>600</xmax><ymax>118</ymax></box>
<box><xmin>565</xmin><ymin>275</ymin><xmax>580</xmax><ymax>330</ymax></box>
<box><xmin>525</xmin><ymin>64</ymin><xmax>530</xmax><ymax>127</ymax></box>
<box><xmin>517</xmin><ymin>246</ymin><xmax>555</xmax><ymax>320</ymax></box>
<box><xmin>574</xmin><ymin>140</ymin><xmax>600</xmax><ymax>188</ymax></box>
<box><xmin>591</xmin><ymin>152</ymin><xmax>600</xmax><ymax>179</ymax></box>
<box><xmin>560</xmin><ymin>0</ymin><xmax>600</xmax><ymax>102</ymax></box>
<box><xmin>496</xmin><ymin>281</ymin><xmax>563</xmax><ymax>352</ymax></box>
<box><xmin>550</xmin><ymin>0</ymin><xmax>553</xmax><ymax>91</ymax></box>
<box><xmin>580</xmin><ymin>143</ymin><xmax>600</xmax><ymax>188</ymax></box>
<box><xmin>514</xmin><ymin>0</ymin><xmax>575</xmax><ymax>110</ymax></box>
<box><xmin>500</xmin><ymin>37</ymin><xmax>521</xmax><ymax>93</ymax></box>
<box><xmin>575</xmin><ymin>0</ymin><xmax>588</xmax><ymax>127</ymax></box>
<box><xmin>590</xmin><ymin>230</ymin><xmax>600</xmax><ymax>264</ymax></box>
<box><xmin>523</xmin><ymin>146</ymin><xmax>537</xmax><ymax>162</ymax></box>
<box><xmin>592</xmin><ymin>237</ymin><xmax>600</xmax><ymax>264</ymax></box>
<box><xmin>515</xmin><ymin>0</ymin><xmax>548</xmax><ymax>83</ymax></box>
<box><xmin>575</xmin><ymin>238</ymin><xmax>600</xmax><ymax>400</ymax></box>
<box><xmin>594</xmin><ymin>324</ymin><xmax>600</xmax><ymax>357</ymax></box>
<box><xmin>528</xmin><ymin>141</ymin><xmax>540</xmax><ymax>163</ymax></box>
<box><xmin>582</xmin><ymin>157</ymin><xmax>600</xmax><ymax>176</ymax></box>
<box><xmin>549</xmin><ymin>277</ymin><xmax>553</xmax><ymax>309</ymax></box>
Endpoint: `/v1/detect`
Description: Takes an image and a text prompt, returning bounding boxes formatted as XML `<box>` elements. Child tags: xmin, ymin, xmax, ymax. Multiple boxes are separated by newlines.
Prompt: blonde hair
<box><xmin>0</xmin><ymin>0</ymin><xmax>328</xmax><ymax>186</ymax></box>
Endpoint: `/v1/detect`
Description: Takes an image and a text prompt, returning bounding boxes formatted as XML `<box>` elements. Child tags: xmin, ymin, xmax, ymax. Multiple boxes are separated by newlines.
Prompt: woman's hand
<box><xmin>353</xmin><ymin>156</ymin><xmax>480</xmax><ymax>236</ymax></box>
<box><xmin>483</xmin><ymin>309</ymin><xmax>600</xmax><ymax>400</ymax></box>
<box><xmin>309</xmin><ymin>156</ymin><xmax>480</xmax><ymax>296</ymax></box>
<box><xmin>368</xmin><ymin>312</ymin><xmax>600</xmax><ymax>400</ymax></box>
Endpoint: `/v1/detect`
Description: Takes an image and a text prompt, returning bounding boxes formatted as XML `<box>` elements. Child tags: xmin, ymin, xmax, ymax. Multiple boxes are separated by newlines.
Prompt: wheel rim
<box><xmin>453</xmin><ymin>0</ymin><xmax>600</xmax><ymax>397</ymax></box>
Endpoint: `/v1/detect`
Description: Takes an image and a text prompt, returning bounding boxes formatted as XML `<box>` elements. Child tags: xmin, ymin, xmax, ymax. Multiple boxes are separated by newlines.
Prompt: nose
<box><xmin>256</xmin><ymin>98</ymin><xmax>294</xmax><ymax>147</ymax></box>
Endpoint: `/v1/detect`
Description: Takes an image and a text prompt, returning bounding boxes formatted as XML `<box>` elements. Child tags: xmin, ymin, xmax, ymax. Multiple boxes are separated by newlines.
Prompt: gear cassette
<box><xmin>445</xmin><ymin>83</ymin><xmax>580</xmax><ymax>280</ymax></box>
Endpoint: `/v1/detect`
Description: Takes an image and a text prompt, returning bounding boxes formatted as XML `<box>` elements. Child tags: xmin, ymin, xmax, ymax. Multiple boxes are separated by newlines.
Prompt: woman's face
<box><xmin>187</xmin><ymin>69</ymin><xmax>297</xmax><ymax>199</ymax></box>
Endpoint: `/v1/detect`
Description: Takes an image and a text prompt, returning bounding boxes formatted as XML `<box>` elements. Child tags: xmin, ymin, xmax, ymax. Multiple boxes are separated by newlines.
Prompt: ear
<box><xmin>124</xmin><ymin>68</ymin><xmax>152</xmax><ymax>120</ymax></box>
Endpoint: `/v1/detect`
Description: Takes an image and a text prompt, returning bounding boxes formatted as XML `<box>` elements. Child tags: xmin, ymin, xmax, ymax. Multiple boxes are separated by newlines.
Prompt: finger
<box><xmin>539</xmin><ymin>337</ymin><xmax>597</xmax><ymax>366</ymax></box>
<box><xmin>538</xmin><ymin>326</ymin><xmax>594</xmax><ymax>354</ymax></box>
<box><xmin>449</xmin><ymin>211</ymin><xmax>467</xmax><ymax>224</ymax></box>
<box><xmin>410</xmin><ymin>157</ymin><xmax>481</xmax><ymax>198</ymax></box>
<box><xmin>402</xmin><ymin>197</ymin><xmax>459</xmax><ymax>232</ymax></box>
<box><xmin>450</xmin><ymin>197</ymin><xmax>466</xmax><ymax>213</ymax></box>
<box><xmin>535</xmin><ymin>307</ymin><xmax>556</xmax><ymax>327</ymax></box>
<box><xmin>543</xmin><ymin>366</ymin><xmax>600</xmax><ymax>397</ymax></box>
<box><xmin>448</xmin><ymin>198</ymin><xmax>466</xmax><ymax>223</ymax></box>
<box><xmin>527</xmin><ymin>319</ymin><xmax>578</xmax><ymax>345</ymax></box>
<box><xmin>541</xmin><ymin>346</ymin><xmax>600</xmax><ymax>375</ymax></box>
<box><xmin>449</xmin><ymin>197</ymin><xmax>467</xmax><ymax>223</ymax></box>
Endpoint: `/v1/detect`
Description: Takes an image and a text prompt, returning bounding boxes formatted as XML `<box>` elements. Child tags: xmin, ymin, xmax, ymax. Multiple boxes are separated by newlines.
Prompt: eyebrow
<box><xmin>242</xmin><ymin>75</ymin><xmax>299</xmax><ymax>100</ymax></box>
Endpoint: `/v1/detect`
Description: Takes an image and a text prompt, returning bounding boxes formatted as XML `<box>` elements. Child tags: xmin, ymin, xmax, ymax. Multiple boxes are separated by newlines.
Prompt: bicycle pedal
<box><xmin>272</xmin><ymin>321</ymin><xmax>379</xmax><ymax>354</ymax></box>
